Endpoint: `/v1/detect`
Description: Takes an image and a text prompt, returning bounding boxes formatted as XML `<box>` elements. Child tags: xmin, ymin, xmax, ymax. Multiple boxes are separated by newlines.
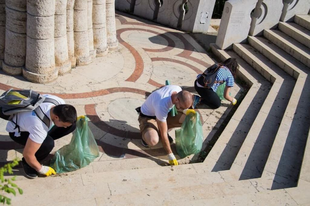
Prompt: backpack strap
<box><xmin>200</xmin><ymin>64</ymin><xmax>224</xmax><ymax>88</ymax></box>
<box><xmin>33</xmin><ymin>98</ymin><xmax>60</xmax><ymax>127</ymax></box>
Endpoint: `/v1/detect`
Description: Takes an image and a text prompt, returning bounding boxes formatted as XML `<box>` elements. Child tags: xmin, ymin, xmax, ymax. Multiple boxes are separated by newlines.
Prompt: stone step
<box><xmin>248</xmin><ymin>36</ymin><xmax>306</xmax><ymax>79</ymax></box>
<box><xmin>298</xmin><ymin>129</ymin><xmax>310</xmax><ymax>187</ymax></box>
<box><xmin>278</xmin><ymin>22</ymin><xmax>310</xmax><ymax>49</ymax></box>
<box><xmin>248</xmin><ymin>36</ymin><xmax>310</xmax><ymax>189</ymax></box>
<box><xmin>261</xmin><ymin>75</ymin><xmax>308</xmax><ymax>189</ymax></box>
<box><xmin>231</xmin><ymin>43</ymin><xmax>295</xmax><ymax>181</ymax></box>
<box><xmin>294</xmin><ymin>14</ymin><xmax>310</xmax><ymax>30</ymax></box>
<box><xmin>165</xmin><ymin>185</ymin><xmax>300</xmax><ymax>206</ymax></box>
<box><xmin>7</xmin><ymin>162</ymin><xmax>270</xmax><ymax>206</ymax></box>
<box><xmin>10</xmin><ymin>160</ymin><xmax>308</xmax><ymax>206</ymax></box>
<box><xmin>264</xmin><ymin>29</ymin><xmax>310</xmax><ymax>68</ymax></box>
<box><xmin>205</xmin><ymin>44</ymin><xmax>270</xmax><ymax>173</ymax></box>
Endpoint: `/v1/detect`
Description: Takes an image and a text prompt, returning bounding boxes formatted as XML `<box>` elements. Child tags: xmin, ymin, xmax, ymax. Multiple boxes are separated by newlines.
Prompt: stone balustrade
<box><xmin>116</xmin><ymin>0</ymin><xmax>215</xmax><ymax>33</ymax></box>
<box><xmin>0</xmin><ymin>0</ymin><xmax>118</xmax><ymax>83</ymax></box>
<box><xmin>116</xmin><ymin>0</ymin><xmax>309</xmax><ymax>50</ymax></box>
<box><xmin>216</xmin><ymin>0</ymin><xmax>310</xmax><ymax>49</ymax></box>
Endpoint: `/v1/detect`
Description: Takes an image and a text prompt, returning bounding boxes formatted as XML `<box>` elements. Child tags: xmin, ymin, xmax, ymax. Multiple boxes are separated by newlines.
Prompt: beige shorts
<box><xmin>138</xmin><ymin>111</ymin><xmax>185</xmax><ymax>136</ymax></box>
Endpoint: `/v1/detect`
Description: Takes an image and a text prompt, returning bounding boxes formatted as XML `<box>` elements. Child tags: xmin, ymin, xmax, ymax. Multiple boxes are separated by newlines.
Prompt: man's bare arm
<box><xmin>23</xmin><ymin>138</ymin><xmax>42</xmax><ymax>171</ymax></box>
<box><xmin>156</xmin><ymin>119</ymin><xmax>172</xmax><ymax>155</ymax></box>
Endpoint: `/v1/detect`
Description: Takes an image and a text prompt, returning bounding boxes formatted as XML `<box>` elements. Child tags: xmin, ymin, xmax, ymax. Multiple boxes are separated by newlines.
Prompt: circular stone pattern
<box><xmin>152</xmin><ymin>62</ymin><xmax>197</xmax><ymax>85</ymax></box>
<box><xmin>126</xmin><ymin>31</ymin><xmax>168</xmax><ymax>49</ymax></box>
<box><xmin>108</xmin><ymin>98</ymin><xmax>144</xmax><ymax>133</ymax></box>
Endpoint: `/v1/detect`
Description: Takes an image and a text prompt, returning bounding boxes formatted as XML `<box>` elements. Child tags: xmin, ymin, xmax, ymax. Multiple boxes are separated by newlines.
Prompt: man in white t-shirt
<box><xmin>137</xmin><ymin>85</ymin><xmax>193</xmax><ymax>165</ymax></box>
<box><xmin>6</xmin><ymin>94</ymin><xmax>77</xmax><ymax>179</ymax></box>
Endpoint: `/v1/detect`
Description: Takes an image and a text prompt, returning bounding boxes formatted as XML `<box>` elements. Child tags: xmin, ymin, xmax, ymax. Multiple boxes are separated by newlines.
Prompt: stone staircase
<box><xmin>210</xmin><ymin>13</ymin><xmax>310</xmax><ymax>190</ymax></box>
<box><xmin>3</xmin><ymin>14</ymin><xmax>310</xmax><ymax>205</ymax></box>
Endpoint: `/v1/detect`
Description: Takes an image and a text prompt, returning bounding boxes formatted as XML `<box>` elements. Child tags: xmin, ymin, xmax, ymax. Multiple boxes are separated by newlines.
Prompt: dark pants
<box><xmin>194</xmin><ymin>80</ymin><xmax>221</xmax><ymax>109</ymax></box>
<box><xmin>9</xmin><ymin>124</ymin><xmax>76</xmax><ymax>162</ymax></box>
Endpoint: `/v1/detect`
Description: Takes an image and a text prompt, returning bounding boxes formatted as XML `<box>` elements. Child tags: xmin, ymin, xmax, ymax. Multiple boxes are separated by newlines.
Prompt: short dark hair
<box><xmin>221</xmin><ymin>58</ymin><xmax>239</xmax><ymax>77</ymax></box>
<box><xmin>53</xmin><ymin>104</ymin><xmax>77</xmax><ymax>124</ymax></box>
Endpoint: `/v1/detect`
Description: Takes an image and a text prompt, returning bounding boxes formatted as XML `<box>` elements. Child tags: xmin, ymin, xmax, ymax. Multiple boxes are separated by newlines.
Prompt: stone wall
<box><xmin>0</xmin><ymin>0</ymin><xmax>118</xmax><ymax>83</ymax></box>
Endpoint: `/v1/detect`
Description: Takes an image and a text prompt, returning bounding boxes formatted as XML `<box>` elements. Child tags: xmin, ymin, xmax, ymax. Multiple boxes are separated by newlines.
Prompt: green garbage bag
<box><xmin>50</xmin><ymin>116</ymin><xmax>99</xmax><ymax>173</ymax></box>
<box><xmin>175</xmin><ymin>112</ymin><xmax>203</xmax><ymax>158</ymax></box>
<box><xmin>216</xmin><ymin>82</ymin><xmax>226</xmax><ymax>100</ymax></box>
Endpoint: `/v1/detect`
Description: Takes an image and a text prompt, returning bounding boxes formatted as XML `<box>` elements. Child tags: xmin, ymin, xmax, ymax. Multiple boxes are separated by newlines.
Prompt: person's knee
<box><xmin>210</xmin><ymin>103</ymin><xmax>220</xmax><ymax>109</ymax></box>
<box><xmin>143</xmin><ymin>128</ymin><xmax>159</xmax><ymax>146</ymax></box>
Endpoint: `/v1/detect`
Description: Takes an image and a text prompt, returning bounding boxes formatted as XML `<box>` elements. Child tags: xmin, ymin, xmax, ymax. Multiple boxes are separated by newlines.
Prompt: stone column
<box><xmin>106</xmin><ymin>0</ymin><xmax>118</xmax><ymax>49</ymax></box>
<box><xmin>88</xmin><ymin>0</ymin><xmax>96</xmax><ymax>60</ymax></box>
<box><xmin>74</xmin><ymin>0</ymin><xmax>91</xmax><ymax>65</ymax></box>
<box><xmin>93</xmin><ymin>0</ymin><xmax>108</xmax><ymax>56</ymax></box>
<box><xmin>67</xmin><ymin>0</ymin><xmax>76</xmax><ymax>67</ymax></box>
<box><xmin>3</xmin><ymin>0</ymin><xmax>27</xmax><ymax>75</ymax></box>
<box><xmin>55</xmin><ymin>0</ymin><xmax>71</xmax><ymax>75</ymax></box>
<box><xmin>0</xmin><ymin>0</ymin><xmax>5</xmax><ymax>69</ymax></box>
<box><xmin>24</xmin><ymin>0</ymin><xmax>58</xmax><ymax>83</ymax></box>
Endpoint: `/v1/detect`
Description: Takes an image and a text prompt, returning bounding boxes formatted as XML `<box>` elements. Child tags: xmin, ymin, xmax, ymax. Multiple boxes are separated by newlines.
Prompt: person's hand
<box><xmin>183</xmin><ymin>109</ymin><xmax>196</xmax><ymax>115</ymax></box>
<box><xmin>38</xmin><ymin>165</ymin><xmax>56</xmax><ymax>177</ymax></box>
<box><xmin>232</xmin><ymin>98</ymin><xmax>237</xmax><ymax>105</ymax></box>
<box><xmin>168</xmin><ymin>153</ymin><xmax>178</xmax><ymax>166</ymax></box>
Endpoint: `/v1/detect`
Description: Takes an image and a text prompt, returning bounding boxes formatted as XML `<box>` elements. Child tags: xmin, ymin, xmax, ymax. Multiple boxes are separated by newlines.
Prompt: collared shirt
<box><xmin>211</xmin><ymin>66</ymin><xmax>234</xmax><ymax>92</ymax></box>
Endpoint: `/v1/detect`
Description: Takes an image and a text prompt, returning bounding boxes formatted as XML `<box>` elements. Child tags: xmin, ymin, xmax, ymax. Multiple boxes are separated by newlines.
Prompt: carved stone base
<box><xmin>108</xmin><ymin>40</ymin><xmax>118</xmax><ymax>50</ymax></box>
<box><xmin>70</xmin><ymin>57</ymin><xmax>77</xmax><ymax>68</ymax></box>
<box><xmin>89</xmin><ymin>49</ymin><xmax>97</xmax><ymax>61</ymax></box>
<box><xmin>76</xmin><ymin>55</ymin><xmax>92</xmax><ymax>66</ymax></box>
<box><xmin>57</xmin><ymin>60</ymin><xmax>72</xmax><ymax>75</ymax></box>
<box><xmin>96</xmin><ymin>47</ymin><xmax>109</xmax><ymax>57</ymax></box>
<box><xmin>23</xmin><ymin>67</ymin><xmax>58</xmax><ymax>83</ymax></box>
<box><xmin>2</xmin><ymin>61</ymin><xmax>23</xmax><ymax>75</ymax></box>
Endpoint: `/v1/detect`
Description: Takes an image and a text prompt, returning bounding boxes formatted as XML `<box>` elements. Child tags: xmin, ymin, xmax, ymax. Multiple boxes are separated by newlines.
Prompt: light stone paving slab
<box><xmin>165</xmin><ymin>188</ymin><xmax>297</xmax><ymax>206</ymax></box>
<box><xmin>92</xmin><ymin>158</ymin><xmax>166</xmax><ymax>172</ymax></box>
<box><xmin>150</xmin><ymin>61</ymin><xmax>197</xmax><ymax>86</ymax></box>
<box><xmin>125</xmin><ymin>30</ymin><xmax>169</xmax><ymax>49</ymax></box>
<box><xmin>287</xmin><ymin>181</ymin><xmax>310</xmax><ymax>205</ymax></box>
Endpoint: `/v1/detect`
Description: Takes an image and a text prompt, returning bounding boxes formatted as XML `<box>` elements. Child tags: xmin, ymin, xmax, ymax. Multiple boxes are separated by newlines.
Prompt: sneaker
<box><xmin>22</xmin><ymin>159</ymin><xmax>38</xmax><ymax>179</ymax></box>
<box><xmin>192</xmin><ymin>95</ymin><xmax>201</xmax><ymax>109</ymax></box>
<box><xmin>141</xmin><ymin>139</ymin><xmax>149</xmax><ymax>148</ymax></box>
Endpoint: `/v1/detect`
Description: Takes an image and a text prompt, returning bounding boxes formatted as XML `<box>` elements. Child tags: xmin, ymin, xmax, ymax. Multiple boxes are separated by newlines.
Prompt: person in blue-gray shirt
<box><xmin>194</xmin><ymin>58</ymin><xmax>239</xmax><ymax>109</ymax></box>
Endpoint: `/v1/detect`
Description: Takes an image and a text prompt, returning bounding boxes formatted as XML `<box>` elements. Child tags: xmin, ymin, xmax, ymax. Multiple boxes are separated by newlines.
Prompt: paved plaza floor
<box><xmin>0</xmin><ymin>12</ymin><xmax>245</xmax><ymax>205</ymax></box>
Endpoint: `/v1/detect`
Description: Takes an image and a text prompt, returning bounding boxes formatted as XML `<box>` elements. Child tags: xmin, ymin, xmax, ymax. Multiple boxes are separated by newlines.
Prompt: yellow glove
<box><xmin>38</xmin><ymin>165</ymin><xmax>56</xmax><ymax>177</ymax></box>
<box><xmin>77</xmin><ymin>115</ymin><xmax>85</xmax><ymax>121</ymax></box>
<box><xmin>169</xmin><ymin>159</ymin><xmax>179</xmax><ymax>165</ymax></box>
<box><xmin>232</xmin><ymin>98</ymin><xmax>237</xmax><ymax>106</ymax></box>
<box><xmin>183</xmin><ymin>109</ymin><xmax>196</xmax><ymax>115</ymax></box>
<box><xmin>168</xmin><ymin>153</ymin><xmax>179</xmax><ymax>166</ymax></box>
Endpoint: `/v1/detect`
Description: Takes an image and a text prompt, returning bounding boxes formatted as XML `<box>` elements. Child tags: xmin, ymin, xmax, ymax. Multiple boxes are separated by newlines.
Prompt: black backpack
<box><xmin>0</xmin><ymin>89</ymin><xmax>59</xmax><ymax>128</ymax></box>
<box><xmin>197</xmin><ymin>64</ymin><xmax>223</xmax><ymax>88</ymax></box>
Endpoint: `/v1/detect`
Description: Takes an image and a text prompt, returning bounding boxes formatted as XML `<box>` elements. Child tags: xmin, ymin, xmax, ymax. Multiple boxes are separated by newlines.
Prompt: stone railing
<box><xmin>115</xmin><ymin>0</ymin><xmax>216</xmax><ymax>33</ymax></box>
<box><xmin>0</xmin><ymin>0</ymin><xmax>118</xmax><ymax>83</ymax></box>
<box><xmin>216</xmin><ymin>0</ymin><xmax>310</xmax><ymax>49</ymax></box>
